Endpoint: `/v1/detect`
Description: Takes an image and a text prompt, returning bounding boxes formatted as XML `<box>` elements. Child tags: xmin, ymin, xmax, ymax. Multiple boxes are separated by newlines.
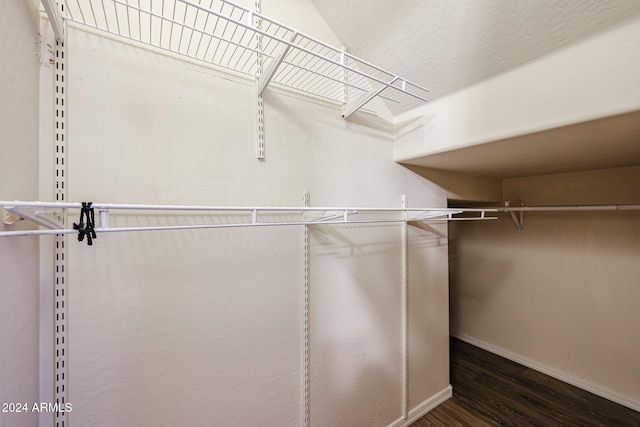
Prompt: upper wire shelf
<box><xmin>56</xmin><ymin>0</ymin><xmax>429</xmax><ymax>117</ymax></box>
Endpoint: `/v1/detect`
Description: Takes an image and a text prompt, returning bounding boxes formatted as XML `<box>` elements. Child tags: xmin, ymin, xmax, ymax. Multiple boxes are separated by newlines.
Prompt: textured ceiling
<box><xmin>309</xmin><ymin>0</ymin><xmax>640</xmax><ymax>101</ymax></box>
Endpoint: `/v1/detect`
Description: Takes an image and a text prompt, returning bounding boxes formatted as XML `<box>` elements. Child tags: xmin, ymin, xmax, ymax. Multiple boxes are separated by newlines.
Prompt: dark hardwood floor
<box><xmin>411</xmin><ymin>338</ymin><xmax>640</xmax><ymax>426</ymax></box>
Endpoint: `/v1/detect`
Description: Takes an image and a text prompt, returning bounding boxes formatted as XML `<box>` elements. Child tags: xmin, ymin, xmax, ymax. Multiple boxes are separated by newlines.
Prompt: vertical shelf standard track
<box><xmin>302</xmin><ymin>191</ymin><xmax>311</xmax><ymax>427</ymax></box>
<box><xmin>54</xmin><ymin>10</ymin><xmax>69</xmax><ymax>426</ymax></box>
<box><xmin>253</xmin><ymin>0</ymin><xmax>265</xmax><ymax>159</ymax></box>
<box><xmin>401</xmin><ymin>195</ymin><xmax>409</xmax><ymax>423</ymax></box>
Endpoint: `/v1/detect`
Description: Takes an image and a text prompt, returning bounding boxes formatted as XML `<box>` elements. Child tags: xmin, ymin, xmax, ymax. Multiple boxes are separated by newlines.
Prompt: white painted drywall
<box><xmin>394</xmin><ymin>14</ymin><xmax>640</xmax><ymax>165</ymax></box>
<box><xmin>64</xmin><ymin>17</ymin><xmax>450</xmax><ymax>427</ymax></box>
<box><xmin>449</xmin><ymin>166</ymin><xmax>640</xmax><ymax>410</ymax></box>
<box><xmin>399</xmin><ymin>165</ymin><xmax>503</xmax><ymax>203</ymax></box>
<box><xmin>311</xmin><ymin>0</ymin><xmax>640</xmax><ymax>103</ymax></box>
<box><xmin>262</xmin><ymin>0</ymin><xmax>342</xmax><ymax>47</ymax></box>
<box><xmin>0</xmin><ymin>1</ymin><xmax>40</xmax><ymax>427</ymax></box>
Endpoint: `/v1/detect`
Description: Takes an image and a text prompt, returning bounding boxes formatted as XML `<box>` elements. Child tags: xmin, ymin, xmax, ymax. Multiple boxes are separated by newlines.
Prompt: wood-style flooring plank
<box><xmin>411</xmin><ymin>338</ymin><xmax>640</xmax><ymax>426</ymax></box>
<box><xmin>410</xmin><ymin>399</ymin><xmax>494</xmax><ymax>427</ymax></box>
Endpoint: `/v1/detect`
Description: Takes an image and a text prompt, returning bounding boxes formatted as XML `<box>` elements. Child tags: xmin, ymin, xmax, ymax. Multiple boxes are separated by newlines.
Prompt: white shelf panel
<box><xmin>58</xmin><ymin>0</ymin><xmax>429</xmax><ymax>116</ymax></box>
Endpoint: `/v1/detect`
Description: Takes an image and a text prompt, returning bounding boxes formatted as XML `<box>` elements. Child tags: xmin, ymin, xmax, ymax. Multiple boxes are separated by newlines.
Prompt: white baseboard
<box><xmin>387</xmin><ymin>385</ymin><xmax>453</xmax><ymax>427</ymax></box>
<box><xmin>451</xmin><ymin>331</ymin><xmax>640</xmax><ymax>413</ymax></box>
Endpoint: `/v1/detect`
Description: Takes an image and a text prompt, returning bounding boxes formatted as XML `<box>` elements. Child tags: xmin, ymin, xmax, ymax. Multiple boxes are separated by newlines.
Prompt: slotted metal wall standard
<box><xmin>302</xmin><ymin>191</ymin><xmax>311</xmax><ymax>427</ymax></box>
<box><xmin>53</xmin><ymin>0</ymin><xmax>429</xmax><ymax>117</ymax></box>
<box><xmin>53</xmin><ymin>7</ymin><xmax>69</xmax><ymax>425</ymax></box>
<box><xmin>253</xmin><ymin>0</ymin><xmax>265</xmax><ymax>159</ymax></box>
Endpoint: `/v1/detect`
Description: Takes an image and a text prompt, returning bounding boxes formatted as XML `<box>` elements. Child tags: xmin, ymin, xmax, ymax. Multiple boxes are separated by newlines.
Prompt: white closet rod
<box><xmin>493</xmin><ymin>205</ymin><xmax>640</xmax><ymax>212</ymax></box>
<box><xmin>2</xmin><ymin>200</ymin><xmax>475</xmax><ymax>213</ymax></box>
<box><xmin>476</xmin><ymin>203</ymin><xmax>640</xmax><ymax>232</ymax></box>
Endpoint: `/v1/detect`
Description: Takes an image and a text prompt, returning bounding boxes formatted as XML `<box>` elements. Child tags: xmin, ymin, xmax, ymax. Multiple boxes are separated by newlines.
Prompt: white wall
<box><xmin>449</xmin><ymin>166</ymin><xmax>640</xmax><ymax>410</ymax></box>
<box><xmin>262</xmin><ymin>0</ymin><xmax>342</xmax><ymax>46</ymax></box>
<box><xmin>0</xmin><ymin>1</ymin><xmax>40</xmax><ymax>427</ymax></box>
<box><xmin>394</xmin><ymin>14</ymin><xmax>640</xmax><ymax>163</ymax></box>
<box><xmin>64</xmin><ymin>18</ymin><xmax>450</xmax><ymax>427</ymax></box>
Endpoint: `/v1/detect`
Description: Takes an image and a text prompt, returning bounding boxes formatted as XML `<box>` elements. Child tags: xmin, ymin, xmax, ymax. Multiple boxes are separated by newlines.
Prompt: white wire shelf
<box><xmin>55</xmin><ymin>0</ymin><xmax>429</xmax><ymax>117</ymax></box>
<box><xmin>1</xmin><ymin>201</ymin><xmax>495</xmax><ymax>240</ymax></box>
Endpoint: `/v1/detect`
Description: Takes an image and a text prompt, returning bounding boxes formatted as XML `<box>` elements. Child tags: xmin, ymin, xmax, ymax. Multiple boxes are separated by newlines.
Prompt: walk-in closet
<box><xmin>1</xmin><ymin>1</ymin><xmax>639</xmax><ymax>426</ymax></box>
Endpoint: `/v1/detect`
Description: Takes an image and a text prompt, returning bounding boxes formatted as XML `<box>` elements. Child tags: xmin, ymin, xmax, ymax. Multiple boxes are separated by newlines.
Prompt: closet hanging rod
<box><xmin>1</xmin><ymin>200</ymin><xmax>485</xmax><ymax>213</ymax></box>
<box><xmin>490</xmin><ymin>205</ymin><xmax>640</xmax><ymax>212</ymax></box>
<box><xmin>462</xmin><ymin>203</ymin><xmax>640</xmax><ymax>232</ymax></box>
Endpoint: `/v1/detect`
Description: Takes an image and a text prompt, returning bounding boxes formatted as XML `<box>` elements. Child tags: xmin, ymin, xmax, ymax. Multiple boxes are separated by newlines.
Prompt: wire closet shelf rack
<box><xmin>55</xmin><ymin>0</ymin><xmax>430</xmax><ymax>117</ymax></box>
<box><xmin>1</xmin><ymin>201</ymin><xmax>495</xmax><ymax>242</ymax></box>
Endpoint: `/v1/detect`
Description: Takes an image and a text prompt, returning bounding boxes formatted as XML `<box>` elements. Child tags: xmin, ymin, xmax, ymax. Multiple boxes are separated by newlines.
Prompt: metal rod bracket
<box><xmin>505</xmin><ymin>201</ymin><xmax>524</xmax><ymax>232</ymax></box>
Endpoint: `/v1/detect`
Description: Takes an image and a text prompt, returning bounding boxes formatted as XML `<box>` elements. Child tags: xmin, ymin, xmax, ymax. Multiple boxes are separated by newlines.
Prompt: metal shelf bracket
<box><xmin>505</xmin><ymin>201</ymin><xmax>524</xmax><ymax>232</ymax></box>
<box><xmin>41</xmin><ymin>0</ymin><xmax>65</xmax><ymax>42</ymax></box>
<box><xmin>258</xmin><ymin>32</ymin><xmax>298</xmax><ymax>95</ymax></box>
<box><xmin>342</xmin><ymin>76</ymin><xmax>399</xmax><ymax>118</ymax></box>
<box><xmin>3</xmin><ymin>205</ymin><xmax>65</xmax><ymax>229</ymax></box>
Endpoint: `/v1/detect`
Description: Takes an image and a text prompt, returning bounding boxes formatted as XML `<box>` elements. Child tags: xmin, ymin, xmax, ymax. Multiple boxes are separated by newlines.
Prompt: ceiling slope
<box><xmin>310</xmin><ymin>0</ymin><xmax>640</xmax><ymax>101</ymax></box>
